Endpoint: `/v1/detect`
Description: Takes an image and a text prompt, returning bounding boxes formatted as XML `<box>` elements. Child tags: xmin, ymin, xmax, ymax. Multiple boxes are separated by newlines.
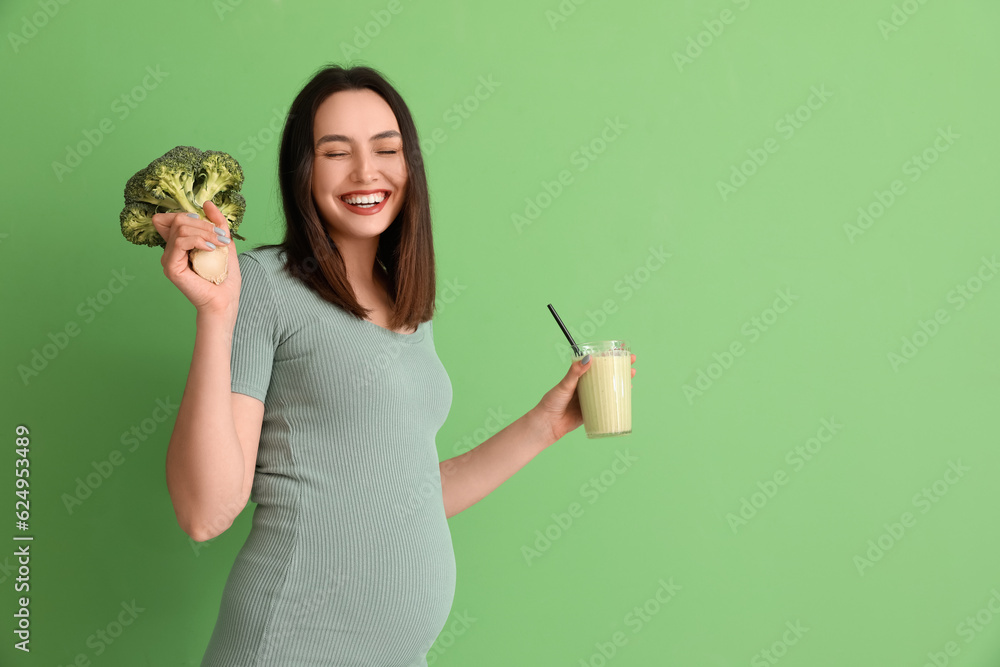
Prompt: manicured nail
<box><xmin>213</xmin><ymin>226</ymin><xmax>227</xmax><ymax>236</ymax></box>
<box><xmin>205</xmin><ymin>241</ymin><xmax>217</xmax><ymax>250</ymax></box>
<box><xmin>581</xmin><ymin>354</ymin><xmax>591</xmax><ymax>365</ymax></box>
<box><xmin>216</xmin><ymin>234</ymin><xmax>231</xmax><ymax>244</ymax></box>
<box><xmin>187</xmin><ymin>213</ymin><xmax>200</xmax><ymax>219</ymax></box>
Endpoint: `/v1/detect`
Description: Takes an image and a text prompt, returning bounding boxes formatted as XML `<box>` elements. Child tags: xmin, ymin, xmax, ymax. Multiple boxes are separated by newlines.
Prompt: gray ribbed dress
<box><xmin>200</xmin><ymin>246</ymin><xmax>456</xmax><ymax>666</ymax></box>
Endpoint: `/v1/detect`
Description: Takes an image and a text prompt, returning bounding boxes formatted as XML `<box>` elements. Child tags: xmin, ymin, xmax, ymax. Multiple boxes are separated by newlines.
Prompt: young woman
<box><xmin>158</xmin><ymin>65</ymin><xmax>637</xmax><ymax>666</ymax></box>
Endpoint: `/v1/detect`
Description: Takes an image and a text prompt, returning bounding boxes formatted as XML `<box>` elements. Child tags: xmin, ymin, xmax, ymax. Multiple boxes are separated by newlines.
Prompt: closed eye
<box><xmin>323</xmin><ymin>150</ymin><xmax>398</xmax><ymax>157</ymax></box>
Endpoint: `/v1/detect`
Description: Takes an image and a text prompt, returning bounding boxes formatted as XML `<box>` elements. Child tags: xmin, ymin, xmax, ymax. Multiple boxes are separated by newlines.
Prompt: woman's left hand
<box><xmin>530</xmin><ymin>353</ymin><xmax>637</xmax><ymax>446</ymax></box>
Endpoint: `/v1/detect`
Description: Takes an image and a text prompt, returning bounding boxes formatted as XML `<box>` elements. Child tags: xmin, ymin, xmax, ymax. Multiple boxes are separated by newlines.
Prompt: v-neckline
<box><xmin>358</xmin><ymin>316</ymin><xmax>425</xmax><ymax>342</ymax></box>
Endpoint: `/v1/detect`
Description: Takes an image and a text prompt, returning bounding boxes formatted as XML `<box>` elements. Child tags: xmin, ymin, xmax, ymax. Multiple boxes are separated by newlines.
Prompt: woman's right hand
<box><xmin>151</xmin><ymin>200</ymin><xmax>241</xmax><ymax>319</ymax></box>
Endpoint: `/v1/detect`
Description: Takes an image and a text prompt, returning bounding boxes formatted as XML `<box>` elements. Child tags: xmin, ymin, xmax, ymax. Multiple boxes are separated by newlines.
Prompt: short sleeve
<box><xmin>230</xmin><ymin>253</ymin><xmax>280</xmax><ymax>402</ymax></box>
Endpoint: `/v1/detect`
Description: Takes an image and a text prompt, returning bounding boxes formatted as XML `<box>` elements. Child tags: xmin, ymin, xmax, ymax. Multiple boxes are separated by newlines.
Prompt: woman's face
<box><xmin>311</xmin><ymin>89</ymin><xmax>408</xmax><ymax>243</ymax></box>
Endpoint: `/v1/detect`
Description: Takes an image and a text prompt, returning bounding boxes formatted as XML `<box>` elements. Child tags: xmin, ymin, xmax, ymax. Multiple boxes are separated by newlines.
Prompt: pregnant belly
<box><xmin>246</xmin><ymin>502</ymin><xmax>458</xmax><ymax>665</ymax></box>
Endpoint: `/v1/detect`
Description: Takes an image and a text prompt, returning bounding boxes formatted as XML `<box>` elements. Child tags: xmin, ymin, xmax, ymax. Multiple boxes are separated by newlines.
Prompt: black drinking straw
<box><xmin>547</xmin><ymin>304</ymin><xmax>581</xmax><ymax>358</ymax></box>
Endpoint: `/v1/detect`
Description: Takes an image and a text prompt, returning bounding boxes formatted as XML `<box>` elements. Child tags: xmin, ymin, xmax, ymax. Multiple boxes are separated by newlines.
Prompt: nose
<box><xmin>351</xmin><ymin>152</ymin><xmax>377</xmax><ymax>183</ymax></box>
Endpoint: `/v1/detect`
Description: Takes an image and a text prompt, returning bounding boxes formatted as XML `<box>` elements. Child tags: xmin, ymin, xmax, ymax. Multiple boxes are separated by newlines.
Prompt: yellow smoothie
<box><xmin>574</xmin><ymin>350</ymin><xmax>632</xmax><ymax>437</ymax></box>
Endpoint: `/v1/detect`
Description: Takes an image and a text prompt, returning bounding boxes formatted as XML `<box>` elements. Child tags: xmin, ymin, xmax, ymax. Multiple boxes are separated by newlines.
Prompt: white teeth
<box><xmin>342</xmin><ymin>191</ymin><xmax>387</xmax><ymax>205</ymax></box>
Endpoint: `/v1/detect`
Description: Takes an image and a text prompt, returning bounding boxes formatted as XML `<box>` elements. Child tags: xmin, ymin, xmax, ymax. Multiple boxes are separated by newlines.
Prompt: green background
<box><xmin>2</xmin><ymin>0</ymin><xmax>999</xmax><ymax>664</ymax></box>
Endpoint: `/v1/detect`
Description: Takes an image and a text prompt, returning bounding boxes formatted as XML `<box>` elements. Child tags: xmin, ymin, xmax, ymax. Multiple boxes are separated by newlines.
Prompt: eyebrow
<box><xmin>315</xmin><ymin>130</ymin><xmax>401</xmax><ymax>147</ymax></box>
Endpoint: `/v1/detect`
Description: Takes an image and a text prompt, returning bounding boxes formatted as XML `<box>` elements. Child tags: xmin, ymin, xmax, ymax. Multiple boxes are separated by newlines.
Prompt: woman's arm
<box><xmin>440</xmin><ymin>353</ymin><xmax>637</xmax><ymax>518</ymax></box>
<box><xmin>439</xmin><ymin>407</ymin><xmax>555</xmax><ymax>519</ymax></box>
<box><xmin>165</xmin><ymin>311</ymin><xmax>246</xmax><ymax>541</ymax></box>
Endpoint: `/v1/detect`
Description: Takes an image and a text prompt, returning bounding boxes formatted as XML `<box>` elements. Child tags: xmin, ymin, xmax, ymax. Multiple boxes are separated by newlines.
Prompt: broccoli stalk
<box><xmin>119</xmin><ymin>145</ymin><xmax>247</xmax><ymax>284</ymax></box>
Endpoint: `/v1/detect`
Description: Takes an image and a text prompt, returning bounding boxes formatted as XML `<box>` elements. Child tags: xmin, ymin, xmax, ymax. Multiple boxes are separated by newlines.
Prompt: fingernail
<box><xmin>205</xmin><ymin>241</ymin><xmax>217</xmax><ymax>250</ymax></box>
<box><xmin>217</xmin><ymin>234</ymin><xmax>231</xmax><ymax>244</ymax></box>
<box><xmin>187</xmin><ymin>213</ymin><xmax>200</xmax><ymax>219</ymax></box>
<box><xmin>213</xmin><ymin>226</ymin><xmax>227</xmax><ymax>236</ymax></box>
<box><xmin>581</xmin><ymin>354</ymin><xmax>591</xmax><ymax>365</ymax></box>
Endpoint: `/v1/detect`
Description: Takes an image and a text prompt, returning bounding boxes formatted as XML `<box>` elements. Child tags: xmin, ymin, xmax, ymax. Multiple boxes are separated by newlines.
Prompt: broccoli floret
<box><xmin>212</xmin><ymin>190</ymin><xmax>247</xmax><ymax>241</ymax></box>
<box><xmin>124</xmin><ymin>168</ymin><xmax>181</xmax><ymax>210</ymax></box>
<box><xmin>120</xmin><ymin>201</ymin><xmax>164</xmax><ymax>247</ymax></box>
<box><xmin>142</xmin><ymin>146</ymin><xmax>202</xmax><ymax>213</ymax></box>
<box><xmin>193</xmin><ymin>150</ymin><xmax>244</xmax><ymax>206</ymax></box>
<box><xmin>120</xmin><ymin>145</ymin><xmax>246</xmax><ymax>246</ymax></box>
<box><xmin>119</xmin><ymin>145</ymin><xmax>247</xmax><ymax>284</ymax></box>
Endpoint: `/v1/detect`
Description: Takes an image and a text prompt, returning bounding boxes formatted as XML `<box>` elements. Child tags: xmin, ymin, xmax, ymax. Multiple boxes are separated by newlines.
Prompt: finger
<box><xmin>175</xmin><ymin>211</ymin><xmax>233</xmax><ymax>251</ymax></box>
<box><xmin>572</xmin><ymin>355</ymin><xmax>592</xmax><ymax>377</ymax></box>
<box><xmin>631</xmin><ymin>368</ymin><xmax>636</xmax><ymax>377</ymax></box>
<box><xmin>556</xmin><ymin>355</ymin><xmax>590</xmax><ymax>388</ymax></box>
<box><xmin>631</xmin><ymin>354</ymin><xmax>636</xmax><ymax>364</ymax></box>
<box><xmin>170</xmin><ymin>231</ymin><xmax>218</xmax><ymax>255</ymax></box>
<box><xmin>153</xmin><ymin>211</ymin><xmax>197</xmax><ymax>242</ymax></box>
<box><xmin>150</xmin><ymin>211</ymin><xmax>174</xmax><ymax>242</ymax></box>
<box><xmin>202</xmin><ymin>200</ymin><xmax>229</xmax><ymax>235</ymax></box>
<box><xmin>200</xmin><ymin>202</ymin><xmax>237</xmax><ymax>260</ymax></box>
<box><xmin>172</xmin><ymin>217</ymin><xmax>224</xmax><ymax>252</ymax></box>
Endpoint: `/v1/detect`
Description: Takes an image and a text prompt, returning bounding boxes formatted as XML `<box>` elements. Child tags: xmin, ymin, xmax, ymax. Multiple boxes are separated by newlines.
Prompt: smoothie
<box><xmin>574</xmin><ymin>343</ymin><xmax>631</xmax><ymax>438</ymax></box>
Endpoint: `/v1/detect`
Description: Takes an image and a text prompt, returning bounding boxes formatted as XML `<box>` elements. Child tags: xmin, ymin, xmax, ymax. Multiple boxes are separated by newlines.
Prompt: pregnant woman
<box><xmin>157</xmin><ymin>64</ymin><xmax>637</xmax><ymax>666</ymax></box>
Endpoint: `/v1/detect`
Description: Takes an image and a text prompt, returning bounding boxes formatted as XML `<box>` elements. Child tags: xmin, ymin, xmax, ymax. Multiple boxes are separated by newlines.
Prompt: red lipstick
<box><xmin>339</xmin><ymin>189</ymin><xmax>391</xmax><ymax>215</ymax></box>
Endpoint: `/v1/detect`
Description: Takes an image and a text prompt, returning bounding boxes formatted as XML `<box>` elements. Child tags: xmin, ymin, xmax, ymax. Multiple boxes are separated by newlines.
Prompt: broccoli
<box><xmin>119</xmin><ymin>145</ymin><xmax>247</xmax><ymax>285</ymax></box>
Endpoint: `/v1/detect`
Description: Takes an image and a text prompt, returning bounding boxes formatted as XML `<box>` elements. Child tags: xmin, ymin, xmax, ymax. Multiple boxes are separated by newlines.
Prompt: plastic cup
<box><xmin>573</xmin><ymin>340</ymin><xmax>632</xmax><ymax>438</ymax></box>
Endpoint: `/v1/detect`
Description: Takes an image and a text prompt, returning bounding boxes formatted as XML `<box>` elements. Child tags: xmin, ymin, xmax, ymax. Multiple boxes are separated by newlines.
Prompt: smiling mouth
<box><xmin>340</xmin><ymin>191</ymin><xmax>389</xmax><ymax>208</ymax></box>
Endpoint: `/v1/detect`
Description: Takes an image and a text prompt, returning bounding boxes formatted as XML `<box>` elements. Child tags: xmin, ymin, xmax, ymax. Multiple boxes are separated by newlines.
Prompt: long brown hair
<box><xmin>256</xmin><ymin>64</ymin><xmax>436</xmax><ymax>331</ymax></box>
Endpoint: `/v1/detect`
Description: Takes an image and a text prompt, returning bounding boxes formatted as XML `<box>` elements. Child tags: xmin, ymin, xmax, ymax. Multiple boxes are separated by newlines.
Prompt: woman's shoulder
<box><xmin>238</xmin><ymin>245</ymin><xmax>294</xmax><ymax>287</ymax></box>
<box><xmin>239</xmin><ymin>244</ymin><xmax>286</xmax><ymax>270</ymax></box>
